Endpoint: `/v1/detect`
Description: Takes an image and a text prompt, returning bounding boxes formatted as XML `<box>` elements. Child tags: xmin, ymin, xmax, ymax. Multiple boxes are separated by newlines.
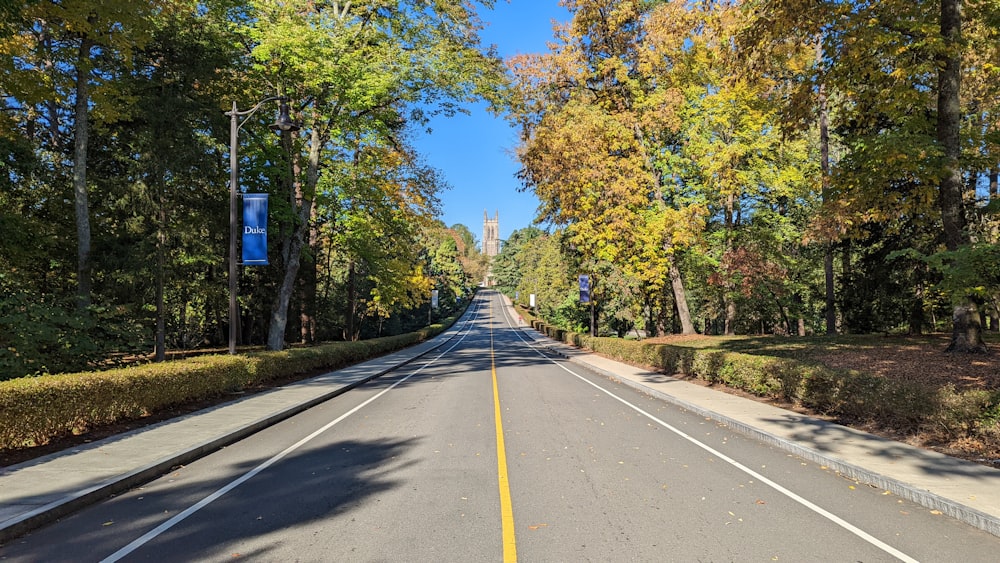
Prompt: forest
<box><xmin>3</xmin><ymin>0</ymin><xmax>1000</xmax><ymax>382</ymax></box>
<box><xmin>0</xmin><ymin>0</ymin><xmax>496</xmax><ymax>379</ymax></box>
<box><xmin>495</xmin><ymin>0</ymin><xmax>1000</xmax><ymax>351</ymax></box>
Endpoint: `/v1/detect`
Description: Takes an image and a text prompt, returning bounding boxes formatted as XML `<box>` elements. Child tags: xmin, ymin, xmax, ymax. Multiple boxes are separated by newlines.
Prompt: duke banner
<box><xmin>579</xmin><ymin>274</ymin><xmax>591</xmax><ymax>303</ymax></box>
<box><xmin>242</xmin><ymin>193</ymin><xmax>269</xmax><ymax>266</ymax></box>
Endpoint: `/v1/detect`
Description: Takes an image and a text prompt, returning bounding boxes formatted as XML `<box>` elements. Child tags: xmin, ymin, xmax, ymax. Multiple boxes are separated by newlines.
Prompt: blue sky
<box><xmin>410</xmin><ymin>1</ymin><xmax>571</xmax><ymax>247</ymax></box>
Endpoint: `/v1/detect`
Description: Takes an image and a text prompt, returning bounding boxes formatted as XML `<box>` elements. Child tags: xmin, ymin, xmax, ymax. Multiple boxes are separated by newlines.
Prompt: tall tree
<box><xmin>3</xmin><ymin>0</ymin><xmax>168</xmax><ymax>308</ymax></box>
<box><xmin>239</xmin><ymin>0</ymin><xmax>504</xmax><ymax>350</ymax></box>
<box><xmin>509</xmin><ymin>0</ymin><xmax>702</xmax><ymax>334</ymax></box>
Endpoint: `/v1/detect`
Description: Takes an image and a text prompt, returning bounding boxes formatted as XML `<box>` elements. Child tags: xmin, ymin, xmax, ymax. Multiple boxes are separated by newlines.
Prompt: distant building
<box><xmin>483</xmin><ymin>210</ymin><xmax>500</xmax><ymax>287</ymax></box>
<box><xmin>483</xmin><ymin>210</ymin><xmax>500</xmax><ymax>257</ymax></box>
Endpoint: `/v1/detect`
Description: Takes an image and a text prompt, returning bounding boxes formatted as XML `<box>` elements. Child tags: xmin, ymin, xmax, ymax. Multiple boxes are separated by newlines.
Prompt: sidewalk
<box><xmin>512</xmin><ymin>321</ymin><xmax>1000</xmax><ymax>539</ymax></box>
<box><xmin>2</xmin><ymin>302</ymin><xmax>999</xmax><ymax>543</ymax></box>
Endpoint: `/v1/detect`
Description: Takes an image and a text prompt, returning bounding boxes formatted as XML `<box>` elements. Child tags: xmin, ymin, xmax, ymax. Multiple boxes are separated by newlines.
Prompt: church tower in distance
<box><xmin>483</xmin><ymin>210</ymin><xmax>500</xmax><ymax>257</ymax></box>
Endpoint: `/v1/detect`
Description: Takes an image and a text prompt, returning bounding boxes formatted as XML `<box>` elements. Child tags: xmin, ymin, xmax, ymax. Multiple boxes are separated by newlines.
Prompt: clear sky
<box><xmin>410</xmin><ymin>1</ymin><xmax>571</xmax><ymax>248</ymax></box>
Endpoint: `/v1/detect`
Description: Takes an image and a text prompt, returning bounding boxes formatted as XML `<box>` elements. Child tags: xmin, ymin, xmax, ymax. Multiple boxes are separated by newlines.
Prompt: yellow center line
<box><xmin>490</xmin><ymin>296</ymin><xmax>518</xmax><ymax>562</ymax></box>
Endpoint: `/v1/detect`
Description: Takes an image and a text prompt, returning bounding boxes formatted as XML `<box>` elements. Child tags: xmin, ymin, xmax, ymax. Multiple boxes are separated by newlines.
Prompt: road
<box><xmin>2</xmin><ymin>290</ymin><xmax>999</xmax><ymax>562</ymax></box>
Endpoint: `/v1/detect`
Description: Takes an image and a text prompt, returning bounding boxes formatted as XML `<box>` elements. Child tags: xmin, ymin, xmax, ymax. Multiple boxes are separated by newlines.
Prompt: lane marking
<box><xmin>490</xmin><ymin>296</ymin><xmax>518</xmax><ymax>562</ymax></box>
<box><xmin>493</xmin><ymin>294</ymin><xmax>919</xmax><ymax>563</ymax></box>
<box><xmin>101</xmin><ymin>298</ymin><xmax>487</xmax><ymax>563</ymax></box>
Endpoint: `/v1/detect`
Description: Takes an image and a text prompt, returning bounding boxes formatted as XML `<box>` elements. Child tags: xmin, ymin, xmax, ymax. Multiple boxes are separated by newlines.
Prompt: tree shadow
<box><xmin>7</xmin><ymin>437</ymin><xmax>420</xmax><ymax>561</ymax></box>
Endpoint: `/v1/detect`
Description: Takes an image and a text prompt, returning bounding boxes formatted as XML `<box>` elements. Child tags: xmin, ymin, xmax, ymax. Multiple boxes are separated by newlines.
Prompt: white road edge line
<box><xmin>100</xmin><ymin>298</ymin><xmax>487</xmax><ymax>563</ymax></box>
<box><xmin>493</xmin><ymin>292</ymin><xmax>919</xmax><ymax>563</ymax></box>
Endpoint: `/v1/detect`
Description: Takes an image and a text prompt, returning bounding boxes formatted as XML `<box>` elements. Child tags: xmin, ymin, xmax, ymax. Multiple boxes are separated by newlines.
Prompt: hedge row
<box><xmin>517</xmin><ymin>307</ymin><xmax>1000</xmax><ymax>447</ymax></box>
<box><xmin>0</xmin><ymin>321</ymin><xmax>453</xmax><ymax>451</ymax></box>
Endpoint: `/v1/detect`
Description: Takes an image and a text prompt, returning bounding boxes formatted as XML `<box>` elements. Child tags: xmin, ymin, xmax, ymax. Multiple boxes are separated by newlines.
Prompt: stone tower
<box><xmin>483</xmin><ymin>210</ymin><xmax>500</xmax><ymax>257</ymax></box>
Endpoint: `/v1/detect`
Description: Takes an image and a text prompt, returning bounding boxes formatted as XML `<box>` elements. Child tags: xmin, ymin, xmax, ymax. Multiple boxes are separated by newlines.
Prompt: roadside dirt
<box><xmin>642</xmin><ymin>333</ymin><xmax>1000</xmax><ymax>392</ymax></box>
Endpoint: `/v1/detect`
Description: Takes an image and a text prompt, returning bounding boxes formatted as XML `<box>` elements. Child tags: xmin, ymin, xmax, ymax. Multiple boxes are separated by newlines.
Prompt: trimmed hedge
<box><xmin>0</xmin><ymin>320</ymin><xmax>453</xmax><ymax>451</ymax></box>
<box><xmin>516</xmin><ymin>306</ymin><xmax>1000</xmax><ymax>450</ymax></box>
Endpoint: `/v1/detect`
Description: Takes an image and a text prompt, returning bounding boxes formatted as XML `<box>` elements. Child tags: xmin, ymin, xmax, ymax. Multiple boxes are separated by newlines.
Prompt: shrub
<box><xmin>0</xmin><ymin>316</ymin><xmax>457</xmax><ymax>452</ymax></box>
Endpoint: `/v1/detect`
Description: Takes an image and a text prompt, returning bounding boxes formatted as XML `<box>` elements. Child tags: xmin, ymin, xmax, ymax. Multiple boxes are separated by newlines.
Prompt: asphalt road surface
<box><xmin>3</xmin><ymin>290</ymin><xmax>999</xmax><ymax>562</ymax></box>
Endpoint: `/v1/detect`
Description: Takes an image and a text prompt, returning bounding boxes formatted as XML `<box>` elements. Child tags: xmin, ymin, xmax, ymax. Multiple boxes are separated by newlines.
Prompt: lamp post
<box><xmin>225</xmin><ymin>97</ymin><xmax>299</xmax><ymax>355</ymax></box>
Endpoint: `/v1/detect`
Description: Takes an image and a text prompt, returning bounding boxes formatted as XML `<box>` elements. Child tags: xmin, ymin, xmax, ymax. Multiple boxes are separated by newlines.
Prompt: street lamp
<box><xmin>225</xmin><ymin>97</ymin><xmax>299</xmax><ymax>355</ymax></box>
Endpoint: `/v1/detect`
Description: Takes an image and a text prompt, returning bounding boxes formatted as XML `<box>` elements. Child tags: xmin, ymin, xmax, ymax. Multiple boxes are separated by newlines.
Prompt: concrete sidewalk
<box><xmin>512</xmin><ymin>322</ymin><xmax>1000</xmax><ymax>539</ymax></box>
<box><xmin>2</xmin><ymin>298</ymin><xmax>999</xmax><ymax>544</ymax></box>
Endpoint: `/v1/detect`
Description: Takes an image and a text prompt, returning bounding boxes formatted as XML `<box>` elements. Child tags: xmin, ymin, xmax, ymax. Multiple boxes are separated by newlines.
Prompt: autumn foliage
<box><xmin>503</xmin><ymin>0</ymin><xmax>1000</xmax><ymax>347</ymax></box>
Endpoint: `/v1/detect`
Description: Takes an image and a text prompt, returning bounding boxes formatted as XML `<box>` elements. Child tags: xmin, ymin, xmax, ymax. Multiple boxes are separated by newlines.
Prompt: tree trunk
<box><xmin>154</xmin><ymin>184</ymin><xmax>166</xmax><ymax>362</ymax></box>
<box><xmin>666</xmin><ymin>251</ymin><xmax>696</xmax><ymax>335</ymax></box>
<box><xmin>299</xmin><ymin>210</ymin><xmax>319</xmax><ymax>344</ymax></box>
<box><xmin>938</xmin><ymin>0</ymin><xmax>986</xmax><ymax>353</ymax></box>
<box><xmin>938</xmin><ymin>0</ymin><xmax>965</xmax><ymax>252</ymax></box>
<box><xmin>909</xmin><ymin>284</ymin><xmax>925</xmax><ymax>335</ymax></box>
<box><xmin>723</xmin><ymin>193</ymin><xmax>736</xmax><ymax>335</ymax></box>
<box><xmin>269</xmin><ymin>231</ymin><xmax>305</xmax><ymax>350</ymax></box>
<box><xmin>945</xmin><ymin>302</ymin><xmax>988</xmax><ymax>353</ymax></box>
<box><xmin>180</xmin><ymin>296</ymin><xmax>189</xmax><ymax>348</ymax></box>
<box><xmin>73</xmin><ymin>36</ymin><xmax>94</xmax><ymax>310</ymax></box>
<box><xmin>818</xmin><ymin>37</ymin><xmax>836</xmax><ymax>335</ymax></box>
<box><xmin>724</xmin><ymin>299</ymin><xmax>736</xmax><ymax>336</ymax></box>
<box><xmin>991</xmin><ymin>171</ymin><xmax>998</xmax><ymax>333</ymax></box>
<box><xmin>793</xmin><ymin>292</ymin><xmax>806</xmax><ymax>336</ymax></box>
<box><xmin>267</xmin><ymin>123</ymin><xmax>316</xmax><ymax>351</ymax></box>
<box><xmin>346</xmin><ymin>260</ymin><xmax>357</xmax><ymax>341</ymax></box>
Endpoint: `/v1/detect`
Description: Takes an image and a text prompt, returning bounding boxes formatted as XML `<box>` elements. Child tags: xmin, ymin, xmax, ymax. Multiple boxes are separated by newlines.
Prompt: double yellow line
<box><xmin>490</xmin><ymin>296</ymin><xmax>518</xmax><ymax>562</ymax></box>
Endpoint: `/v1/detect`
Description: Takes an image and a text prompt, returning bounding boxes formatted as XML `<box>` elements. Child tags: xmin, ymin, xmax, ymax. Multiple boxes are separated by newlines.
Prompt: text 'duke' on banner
<box><xmin>242</xmin><ymin>193</ymin><xmax>268</xmax><ymax>266</ymax></box>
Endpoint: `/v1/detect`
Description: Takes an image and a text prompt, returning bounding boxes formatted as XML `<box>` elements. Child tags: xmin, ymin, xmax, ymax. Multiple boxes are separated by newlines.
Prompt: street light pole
<box><xmin>228</xmin><ymin>101</ymin><xmax>239</xmax><ymax>356</ymax></box>
<box><xmin>225</xmin><ymin>97</ymin><xmax>299</xmax><ymax>355</ymax></box>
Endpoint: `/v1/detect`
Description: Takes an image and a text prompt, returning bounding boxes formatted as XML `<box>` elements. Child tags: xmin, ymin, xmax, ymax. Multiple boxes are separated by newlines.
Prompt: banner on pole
<box><xmin>431</xmin><ymin>290</ymin><xmax>439</xmax><ymax>309</ymax></box>
<box><xmin>242</xmin><ymin>193</ymin><xmax>269</xmax><ymax>266</ymax></box>
<box><xmin>579</xmin><ymin>274</ymin><xmax>590</xmax><ymax>303</ymax></box>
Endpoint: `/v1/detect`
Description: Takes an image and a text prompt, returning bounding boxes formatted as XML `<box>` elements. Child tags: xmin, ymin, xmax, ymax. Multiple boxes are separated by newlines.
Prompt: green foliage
<box><xmin>0</xmin><ymin>282</ymin><xmax>147</xmax><ymax>379</ymax></box>
<box><xmin>0</xmin><ymin>0</ymin><xmax>504</xmax><ymax>363</ymax></box>
<box><xmin>903</xmin><ymin>243</ymin><xmax>1000</xmax><ymax>302</ymax></box>
<box><xmin>492</xmin><ymin>227</ymin><xmax>544</xmax><ymax>296</ymax></box>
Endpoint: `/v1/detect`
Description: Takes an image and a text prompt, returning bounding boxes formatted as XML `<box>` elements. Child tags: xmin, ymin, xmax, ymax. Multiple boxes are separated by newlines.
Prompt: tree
<box><xmin>237</xmin><ymin>0</ymin><xmax>504</xmax><ymax>350</ymax></box>
<box><xmin>740</xmin><ymin>0</ymin><xmax>994</xmax><ymax>349</ymax></box>
<box><xmin>492</xmin><ymin>227</ymin><xmax>543</xmax><ymax>298</ymax></box>
<box><xmin>450</xmin><ymin>222</ymin><xmax>489</xmax><ymax>285</ymax></box>
<box><xmin>2</xmin><ymin>0</ymin><xmax>168</xmax><ymax>308</ymax></box>
<box><xmin>508</xmin><ymin>0</ymin><xmax>702</xmax><ymax>334</ymax></box>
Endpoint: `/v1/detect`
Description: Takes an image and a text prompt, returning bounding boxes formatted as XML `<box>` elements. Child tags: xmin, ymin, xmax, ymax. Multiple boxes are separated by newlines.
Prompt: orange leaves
<box><xmin>714</xmin><ymin>245</ymin><xmax>789</xmax><ymax>298</ymax></box>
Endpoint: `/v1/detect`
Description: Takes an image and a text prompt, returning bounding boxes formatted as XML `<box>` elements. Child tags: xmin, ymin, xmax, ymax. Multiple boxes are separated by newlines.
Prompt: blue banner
<box><xmin>579</xmin><ymin>274</ymin><xmax>590</xmax><ymax>303</ymax></box>
<box><xmin>242</xmin><ymin>193</ymin><xmax>269</xmax><ymax>266</ymax></box>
